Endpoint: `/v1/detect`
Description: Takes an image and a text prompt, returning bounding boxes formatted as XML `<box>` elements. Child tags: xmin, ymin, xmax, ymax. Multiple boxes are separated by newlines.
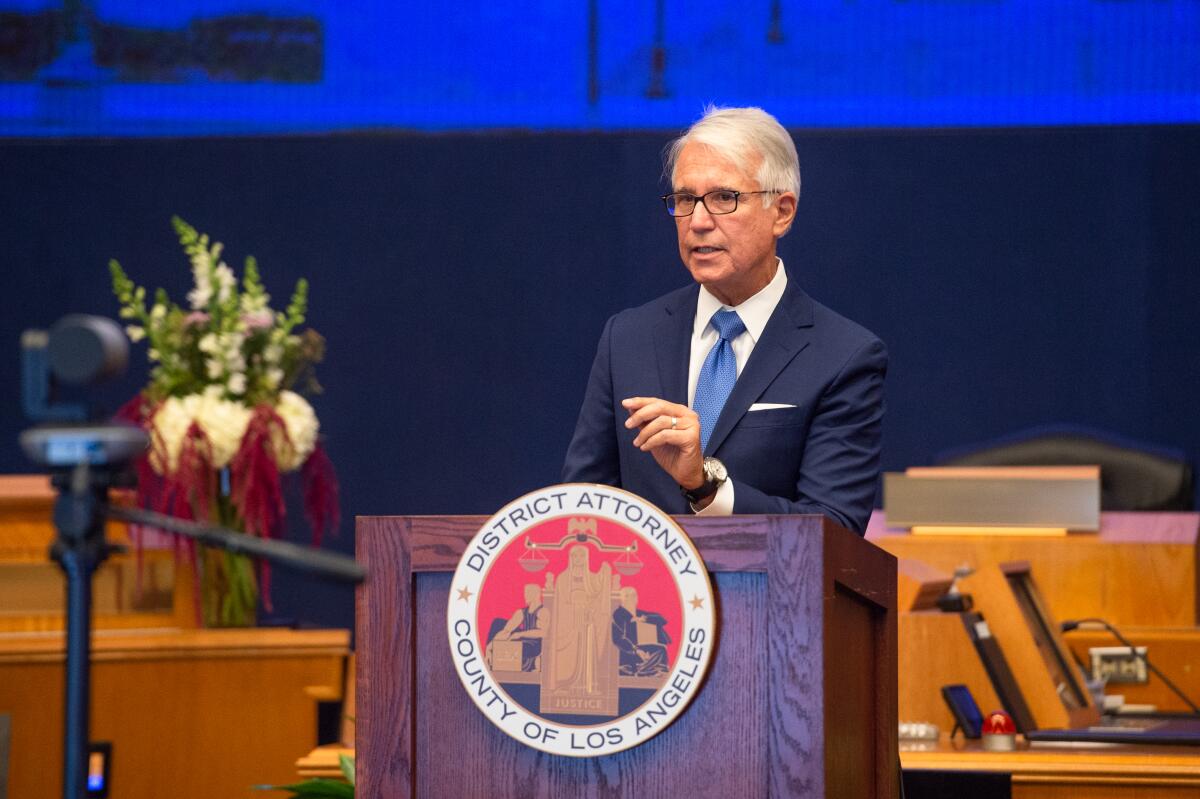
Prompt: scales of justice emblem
<box><xmin>448</xmin><ymin>484</ymin><xmax>716</xmax><ymax>757</ymax></box>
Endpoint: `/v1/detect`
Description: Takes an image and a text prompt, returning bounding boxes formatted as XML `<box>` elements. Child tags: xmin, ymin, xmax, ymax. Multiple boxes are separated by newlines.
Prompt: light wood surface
<box><xmin>296</xmin><ymin>744</ymin><xmax>353</xmax><ymax>779</ymax></box>
<box><xmin>897</xmin><ymin>558</ymin><xmax>952</xmax><ymax>612</ymax></box>
<box><xmin>0</xmin><ymin>627</ymin><xmax>349</xmax><ymax>799</ymax></box>
<box><xmin>868</xmin><ymin>510</ymin><xmax>1200</xmax><ymax>627</ymax></box>
<box><xmin>899</xmin><ymin>611</ymin><xmax>1006</xmax><ymax>731</ymax></box>
<box><xmin>959</xmin><ymin>562</ymin><xmax>1099</xmax><ymax>731</ymax></box>
<box><xmin>902</xmin><ymin>735</ymin><xmax>1200</xmax><ymax>798</ymax></box>
<box><xmin>0</xmin><ymin>474</ymin><xmax>197</xmax><ymax>631</ymax></box>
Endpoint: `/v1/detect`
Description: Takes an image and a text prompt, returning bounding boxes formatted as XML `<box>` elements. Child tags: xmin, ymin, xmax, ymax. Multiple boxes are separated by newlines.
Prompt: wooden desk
<box><xmin>0</xmin><ymin>627</ymin><xmax>349</xmax><ymax>799</ymax></box>
<box><xmin>296</xmin><ymin>744</ymin><xmax>353</xmax><ymax>780</ymax></box>
<box><xmin>0</xmin><ymin>474</ymin><xmax>196</xmax><ymax>632</ymax></box>
<box><xmin>868</xmin><ymin>510</ymin><xmax>1200</xmax><ymax>627</ymax></box>
<box><xmin>902</xmin><ymin>735</ymin><xmax>1200</xmax><ymax>798</ymax></box>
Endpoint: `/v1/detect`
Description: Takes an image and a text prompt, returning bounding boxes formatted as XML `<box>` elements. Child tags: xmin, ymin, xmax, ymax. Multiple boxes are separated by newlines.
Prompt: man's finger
<box><xmin>631</xmin><ymin>413</ymin><xmax>696</xmax><ymax>447</ymax></box>
<box><xmin>636</xmin><ymin>428</ymin><xmax>695</xmax><ymax>452</ymax></box>
<box><xmin>624</xmin><ymin>399</ymin><xmax>694</xmax><ymax>428</ymax></box>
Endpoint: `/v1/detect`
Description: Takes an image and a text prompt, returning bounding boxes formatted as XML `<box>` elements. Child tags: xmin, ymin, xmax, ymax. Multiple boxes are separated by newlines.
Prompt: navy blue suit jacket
<box><xmin>561</xmin><ymin>270</ymin><xmax>887</xmax><ymax>534</ymax></box>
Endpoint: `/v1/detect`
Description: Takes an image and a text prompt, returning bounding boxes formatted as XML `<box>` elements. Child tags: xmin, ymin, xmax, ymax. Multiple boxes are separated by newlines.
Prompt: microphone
<box><xmin>1061</xmin><ymin>617</ymin><xmax>1200</xmax><ymax>715</ymax></box>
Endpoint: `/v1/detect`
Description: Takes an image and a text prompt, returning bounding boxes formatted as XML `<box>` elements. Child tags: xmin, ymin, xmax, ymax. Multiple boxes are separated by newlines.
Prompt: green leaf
<box><xmin>338</xmin><ymin>754</ymin><xmax>355</xmax><ymax>786</ymax></box>
<box><xmin>254</xmin><ymin>778</ymin><xmax>354</xmax><ymax>797</ymax></box>
<box><xmin>172</xmin><ymin>215</ymin><xmax>198</xmax><ymax>247</ymax></box>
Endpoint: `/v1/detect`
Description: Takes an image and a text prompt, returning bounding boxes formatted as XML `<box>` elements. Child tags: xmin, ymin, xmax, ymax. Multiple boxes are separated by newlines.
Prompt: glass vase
<box><xmin>198</xmin><ymin>470</ymin><xmax>259</xmax><ymax>627</ymax></box>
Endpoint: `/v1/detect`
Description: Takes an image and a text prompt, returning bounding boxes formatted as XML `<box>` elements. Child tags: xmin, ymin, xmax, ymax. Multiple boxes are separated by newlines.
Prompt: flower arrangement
<box><xmin>111</xmin><ymin>217</ymin><xmax>338</xmax><ymax>626</ymax></box>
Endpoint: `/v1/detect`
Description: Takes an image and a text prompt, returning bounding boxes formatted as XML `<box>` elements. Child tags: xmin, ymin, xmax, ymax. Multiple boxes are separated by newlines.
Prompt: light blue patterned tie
<box><xmin>693</xmin><ymin>309</ymin><xmax>746</xmax><ymax>452</ymax></box>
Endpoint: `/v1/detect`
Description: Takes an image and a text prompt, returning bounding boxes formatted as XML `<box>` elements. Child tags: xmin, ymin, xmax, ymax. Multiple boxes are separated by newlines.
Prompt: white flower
<box><xmin>263</xmin><ymin>344</ymin><xmax>283</xmax><ymax>367</ymax></box>
<box><xmin>228</xmin><ymin>372</ymin><xmax>246</xmax><ymax>396</ymax></box>
<box><xmin>125</xmin><ymin>325</ymin><xmax>145</xmax><ymax>342</ymax></box>
<box><xmin>149</xmin><ymin>395</ymin><xmax>199</xmax><ymax>474</ymax></box>
<box><xmin>187</xmin><ymin>257</ymin><xmax>213</xmax><ymax>309</ymax></box>
<box><xmin>194</xmin><ymin>394</ymin><xmax>252</xmax><ymax>468</ymax></box>
<box><xmin>205</xmin><ymin>358</ymin><xmax>223</xmax><ymax>379</ymax></box>
<box><xmin>150</xmin><ymin>304</ymin><xmax>166</xmax><ymax>321</ymax></box>
<box><xmin>265</xmin><ymin>367</ymin><xmax>283</xmax><ymax>390</ymax></box>
<box><xmin>272</xmin><ymin>390</ymin><xmax>318</xmax><ymax>471</ymax></box>
<box><xmin>149</xmin><ymin>393</ymin><xmax>253</xmax><ymax>472</ymax></box>
<box><xmin>214</xmin><ymin>264</ymin><xmax>236</xmax><ymax>304</ymax></box>
<box><xmin>198</xmin><ymin>333</ymin><xmax>219</xmax><ymax>354</ymax></box>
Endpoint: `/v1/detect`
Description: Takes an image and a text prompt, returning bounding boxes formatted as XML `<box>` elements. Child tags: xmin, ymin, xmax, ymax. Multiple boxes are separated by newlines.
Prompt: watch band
<box><xmin>680</xmin><ymin>457</ymin><xmax>726</xmax><ymax>504</ymax></box>
<box><xmin>680</xmin><ymin>476</ymin><xmax>720</xmax><ymax>504</ymax></box>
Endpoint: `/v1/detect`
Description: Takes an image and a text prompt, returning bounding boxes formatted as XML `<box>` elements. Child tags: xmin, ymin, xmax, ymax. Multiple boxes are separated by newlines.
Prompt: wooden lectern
<box><xmin>356</xmin><ymin>514</ymin><xmax>897</xmax><ymax>798</ymax></box>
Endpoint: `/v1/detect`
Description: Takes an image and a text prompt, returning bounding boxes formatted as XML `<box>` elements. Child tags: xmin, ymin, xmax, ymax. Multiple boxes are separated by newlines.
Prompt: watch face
<box><xmin>704</xmin><ymin>458</ymin><xmax>727</xmax><ymax>483</ymax></box>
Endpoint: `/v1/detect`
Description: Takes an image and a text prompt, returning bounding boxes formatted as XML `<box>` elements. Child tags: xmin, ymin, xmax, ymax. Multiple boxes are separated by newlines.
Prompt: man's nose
<box><xmin>689</xmin><ymin>202</ymin><xmax>717</xmax><ymax>230</ymax></box>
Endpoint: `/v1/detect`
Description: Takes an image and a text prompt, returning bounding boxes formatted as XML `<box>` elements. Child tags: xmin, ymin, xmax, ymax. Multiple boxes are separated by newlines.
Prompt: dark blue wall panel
<box><xmin>1</xmin><ymin>126</ymin><xmax>1197</xmax><ymax>629</ymax></box>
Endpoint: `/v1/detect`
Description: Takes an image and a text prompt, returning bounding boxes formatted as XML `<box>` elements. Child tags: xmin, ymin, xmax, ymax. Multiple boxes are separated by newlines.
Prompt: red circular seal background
<box><xmin>475</xmin><ymin>514</ymin><xmax>683</xmax><ymax>669</ymax></box>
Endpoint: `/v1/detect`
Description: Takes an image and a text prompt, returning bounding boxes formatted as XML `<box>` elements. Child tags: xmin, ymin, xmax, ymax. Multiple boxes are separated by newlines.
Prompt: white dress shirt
<box><xmin>688</xmin><ymin>260</ymin><xmax>788</xmax><ymax>515</ymax></box>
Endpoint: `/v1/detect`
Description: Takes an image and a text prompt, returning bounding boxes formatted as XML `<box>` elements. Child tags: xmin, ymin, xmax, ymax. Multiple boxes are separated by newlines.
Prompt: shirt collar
<box><xmin>693</xmin><ymin>258</ymin><xmax>788</xmax><ymax>343</ymax></box>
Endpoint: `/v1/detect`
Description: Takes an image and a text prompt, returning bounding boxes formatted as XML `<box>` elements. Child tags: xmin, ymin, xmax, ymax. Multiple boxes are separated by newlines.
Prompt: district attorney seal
<box><xmin>447</xmin><ymin>483</ymin><xmax>716</xmax><ymax>757</ymax></box>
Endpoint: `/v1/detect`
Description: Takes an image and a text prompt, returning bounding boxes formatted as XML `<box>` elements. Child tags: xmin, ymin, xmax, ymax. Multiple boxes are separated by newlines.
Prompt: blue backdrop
<box><xmin>1</xmin><ymin>125</ymin><xmax>1197</xmax><ymax>629</ymax></box>
<box><xmin>2</xmin><ymin>1</ymin><xmax>1198</xmax><ymax>134</ymax></box>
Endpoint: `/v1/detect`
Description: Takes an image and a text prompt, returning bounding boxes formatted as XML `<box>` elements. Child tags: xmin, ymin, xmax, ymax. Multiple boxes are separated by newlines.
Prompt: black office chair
<box><xmin>935</xmin><ymin>425</ymin><xmax>1194</xmax><ymax>512</ymax></box>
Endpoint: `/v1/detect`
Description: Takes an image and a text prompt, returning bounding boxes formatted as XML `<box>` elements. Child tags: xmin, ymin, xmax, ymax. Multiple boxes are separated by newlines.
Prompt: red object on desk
<box><xmin>983</xmin><ymin>710</ymin><xmax>1016</xmax><ymax>735</ymax></box>
<box><xmin>982</xmin><ymin>710</ymin><xmax>1017</xmax><ymax>752</ymax></box>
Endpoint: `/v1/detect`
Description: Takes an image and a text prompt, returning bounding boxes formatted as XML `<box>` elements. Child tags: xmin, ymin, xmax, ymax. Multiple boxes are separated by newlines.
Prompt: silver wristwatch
<box><xmin>681</xmin><ymin>457</ymin><xmax>728</xmax><ymax>504</ymax></box>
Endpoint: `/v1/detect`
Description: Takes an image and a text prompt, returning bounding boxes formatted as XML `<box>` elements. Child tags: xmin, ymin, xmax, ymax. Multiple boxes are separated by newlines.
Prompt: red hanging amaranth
<box><xmin>301</xmin><ymin>442</ymin><xmax>340</xmax><ymax>546</ymax></box>
<box><xmin>229</xmin><ymin>405</ymin><xmax>287</xmax><ymax>540</ymax></box>
<box><xmin>116</xmin><ymin>396</ymin><xmax>213</xmax><ymax>625</ymax></box>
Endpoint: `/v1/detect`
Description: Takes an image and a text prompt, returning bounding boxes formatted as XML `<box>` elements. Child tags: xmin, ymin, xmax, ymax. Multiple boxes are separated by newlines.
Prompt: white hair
<box><xmin>664</xmin><ymin>105</ymin><xmax>801</xmax><ymax>206</ymax></box>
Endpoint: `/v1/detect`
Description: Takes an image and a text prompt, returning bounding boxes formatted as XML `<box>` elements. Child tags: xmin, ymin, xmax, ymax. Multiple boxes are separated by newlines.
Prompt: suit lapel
<box><xmin>654</xmin><ymin>286</ymin><xmax>697</xmax><ymax>404</ymax></box>
<box><xmin>705</xmin><ymin>279</ymin><xmax>814</xmax><ymax>456</ymax></box>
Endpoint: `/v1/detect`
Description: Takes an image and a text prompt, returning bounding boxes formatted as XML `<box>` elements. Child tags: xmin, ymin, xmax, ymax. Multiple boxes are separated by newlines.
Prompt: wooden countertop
<box><xmin>0</xmin><ymin>626</ymin><xmax>350</xmax><ymax>663</ymax></box>
<box><xmin>297</xmin><ymin>745</ymin><xmax>354</xmax><ymax>779</ymax></box>
<box><xmin>902</xmin><ymin>735</ymin><xmax>1200</xmax><ymax>786</ymax></box>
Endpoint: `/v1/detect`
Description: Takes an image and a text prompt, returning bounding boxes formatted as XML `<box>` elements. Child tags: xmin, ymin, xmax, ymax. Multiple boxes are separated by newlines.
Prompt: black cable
<box><xmin>1061</xmin><ymin>617</ymin><xmax>1200</xmax><ymax>715</ymax></box>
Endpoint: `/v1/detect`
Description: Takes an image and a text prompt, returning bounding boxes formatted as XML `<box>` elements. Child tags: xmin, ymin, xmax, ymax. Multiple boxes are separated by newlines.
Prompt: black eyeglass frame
<box><xmin>659</xmin><ymin>189</ymin><xmax>782</xmax><ymax>217</ymax></box>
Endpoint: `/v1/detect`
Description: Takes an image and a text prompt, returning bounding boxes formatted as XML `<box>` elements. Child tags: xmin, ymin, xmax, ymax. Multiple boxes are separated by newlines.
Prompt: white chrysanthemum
<box><xmin>150</xmin><ymin>395</ymin><xmax>199</xmax><ymax>474</ymax></box>
<box><xmin>273</xmin><ymin>390</ymin><xmax>318</xmax><ymax>471</ymax></box>
<box><xmin>194</xmin><ymin>394</ymin><xmax>252</xmax><ymax>468</ymax></box>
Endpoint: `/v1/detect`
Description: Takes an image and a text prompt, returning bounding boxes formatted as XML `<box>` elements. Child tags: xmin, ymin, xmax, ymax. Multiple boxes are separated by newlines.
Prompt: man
<box><xmin>562</xmin><ymin>106</ymin><xmax>886</xmax><ymax>534</ymax></box>
<box><xmin>611</xmin><ymin>587</ymin><xmax>671</xmax><ymax>678</ymax></box>
<box><xmin>486</xmin><ymin>583</ymin><xmax>547</xmax><ymax>672</ymax></box>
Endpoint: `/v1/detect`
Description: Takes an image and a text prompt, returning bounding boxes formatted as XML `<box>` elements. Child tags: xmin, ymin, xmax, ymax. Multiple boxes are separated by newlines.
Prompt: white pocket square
<box><xmin>748</xmin><ymin>403</ymin><xmax>796</xmax><ymax>411</ymax></box>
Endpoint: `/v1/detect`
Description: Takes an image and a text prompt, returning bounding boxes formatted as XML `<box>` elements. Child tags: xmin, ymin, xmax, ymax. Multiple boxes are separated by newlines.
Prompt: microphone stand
<box><xmin>32</xmin><ymin>432</ymin><xmax>366</xmax><ymax>799</ymax></box>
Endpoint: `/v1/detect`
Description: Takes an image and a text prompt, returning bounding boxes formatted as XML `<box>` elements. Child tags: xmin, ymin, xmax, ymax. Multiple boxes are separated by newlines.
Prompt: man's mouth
<box><xmin>692</xmin><ymin>246</ymin><xmax>724</xmax><ymax>255</ymax></box>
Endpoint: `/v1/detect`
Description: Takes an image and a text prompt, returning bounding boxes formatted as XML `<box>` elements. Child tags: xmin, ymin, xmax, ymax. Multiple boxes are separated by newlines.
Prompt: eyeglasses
<box><xmin>659</xmin><ymin>189</ymin><xmax>781</xmax><ymax>217</ymax></box>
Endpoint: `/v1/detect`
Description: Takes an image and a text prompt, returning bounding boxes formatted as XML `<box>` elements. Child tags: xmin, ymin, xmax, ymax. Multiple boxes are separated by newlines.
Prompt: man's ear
<box><xmin>773</xmin><ymin>192</ymin><xmax>798</xmax><ymax>236</ymax></box>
